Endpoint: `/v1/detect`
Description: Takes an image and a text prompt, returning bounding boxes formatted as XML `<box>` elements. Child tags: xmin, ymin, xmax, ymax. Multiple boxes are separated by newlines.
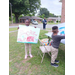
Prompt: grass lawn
<box><xmin>9</xmin><ymin>23</ymin><xmax>33</xmax><ymax>26</ymax></box>
<box><xmin>46</xmin><ymin>28</ymin><xmax>52</xmax><ymax>30</ymax></box>
<box><xmin>9</xmin><ymin>28</ymin><xmax>18</xmax><ymax>31</ymax></box>
<box><xmin>47</xmin><ymin>23</ymin><xmax>60</xmax><ymax>25</ymax></box>
<box><xmin>9</xmin><ymin>30</ymin><xmax>65</xmax><ymax>75</ymax></box>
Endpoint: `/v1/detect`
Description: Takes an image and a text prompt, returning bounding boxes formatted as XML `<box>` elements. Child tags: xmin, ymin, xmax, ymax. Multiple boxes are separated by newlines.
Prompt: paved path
<box><xmin>9</xmin><ymin>26</ymin><xmax>19</xmax><ymax>28</ymax></box>
<box><xmin>9</xmin><ymin>24</ymin><xmax>58</xmax><ymax>33</ymax></box>
<box><xmin>9</xmin><ymin>30</ymin><xmax>18</xmax><ymax>33</ymax></box>
<box><xmin>9</xmin><ymin>24</ymin><xmax>58</xmax><ymax>29</ymax></box>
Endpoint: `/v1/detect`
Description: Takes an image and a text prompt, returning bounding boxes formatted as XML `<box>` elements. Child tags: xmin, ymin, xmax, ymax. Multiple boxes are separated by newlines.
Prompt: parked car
<box><xmin>32</xmin><ymin>20</ymin><xmax>38</xmax><ymax>25</ymax></box>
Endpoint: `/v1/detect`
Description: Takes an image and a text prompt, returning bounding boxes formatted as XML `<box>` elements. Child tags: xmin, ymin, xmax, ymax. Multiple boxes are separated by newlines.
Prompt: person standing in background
<box><xmin>42</xmin><ymin>18</ymin><xmax>47</xmax><ymax>29</ymax></box>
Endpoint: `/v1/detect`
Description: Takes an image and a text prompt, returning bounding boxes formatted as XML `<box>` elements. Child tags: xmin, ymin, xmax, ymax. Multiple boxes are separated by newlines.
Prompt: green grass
<box><xmin>9</xmin><ymin>30</ymin><xmax>65</xmax><ymax>75</ymax></box>
<box><xmin>9</xmin><ymin>28</ymin><xmax>17</xmax><ymax>31</ymax></box>
<box><xmin>9</xmin><ymin>21</ymin><xmax>12</xmax><ymax>24</ymax></box>
<box><xmin>46</xmin><ymin>28</ymin><xmax>51</xmax><ymax>30</ymax></box>
<box><xmin>47</xmin><ymin>23</ymin><xmax>60</xmax><ymax>25</ymax></box>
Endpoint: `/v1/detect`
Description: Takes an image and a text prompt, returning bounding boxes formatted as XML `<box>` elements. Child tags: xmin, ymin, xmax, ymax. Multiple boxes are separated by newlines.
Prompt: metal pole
<box><xmin>10</xmin><ymin>3</ymin><xmax>13</xmax><ymax>24</ymax></box>
<box><xmin>11</xmin><ymin>5</ymin><xmax>13</xmax><ymax>24</ymax></box>
<box><xmin>58</xmin><ymin>16</ymin><xmax>60</xmax><ymax>24</ymax></box>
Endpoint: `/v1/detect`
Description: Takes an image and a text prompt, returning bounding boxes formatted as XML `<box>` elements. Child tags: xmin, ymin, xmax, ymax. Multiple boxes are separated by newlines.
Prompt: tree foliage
<box><xmin>49</xmin><ymin>13</ymin><xmax>58</xmax><ymax>17</ymax></box>
<box><xmin>9</xmin><ymin>0</ymin><xmax>41</xmax><ymax>23</ymax></box>
<box><xmin>38</xmin><ymin>8</ymin><xmax>60</xmax><ymax>18</ymax></box>
<box><xmin>38</xmin><ymin>8</ymin><xmax>50</xmax><ymax>18</ymax></box>
<box><xmin>39</xmin><ymin>14</ymin><xmax>45</xmax><ymax>19</ymax></box>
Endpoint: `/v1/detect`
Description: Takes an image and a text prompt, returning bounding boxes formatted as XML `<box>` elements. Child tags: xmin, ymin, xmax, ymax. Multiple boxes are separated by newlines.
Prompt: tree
<box><xmin>38</xmin><ymin>8</ymin><xmax>50</xmax><ymax>18</ymax></box>
<box><xmin>39</xmin><ymin>14</ymin><xmax>45</xmax><ymax>19</ymax></box>
<box><xmin>49</xmin><ymin>13</ymin><xmax>57</xmax><ymax>17</ymax></box>
<box><xmin>9</xmin><ymin>0</ymin><xmax>41</xmax><ymax>23</ymax></box>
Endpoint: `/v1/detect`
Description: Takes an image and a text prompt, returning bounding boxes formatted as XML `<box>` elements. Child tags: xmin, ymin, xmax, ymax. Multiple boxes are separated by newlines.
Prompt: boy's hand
<box><xmin>49</xmin><ymin>41</ymin><xmax>52</xmax><ymax>46</ymax></box>
<box><xmin>34</xmin><ymin>26</ymin><xmax>36</xmax><ymax>28</ymax></box>
<box><xmin>17</xmin><ymin>27</ymin><xmax>19</xmax><ymax>29</ymax></box>
<box><xmin>49</xmin><ymin>43</ymin><xmax>51</xmax><ymax>46</ymax></box>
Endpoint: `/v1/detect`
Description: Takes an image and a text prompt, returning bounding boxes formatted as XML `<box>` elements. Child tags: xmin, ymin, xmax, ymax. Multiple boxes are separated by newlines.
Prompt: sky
<box><xmin>36</xmin><ymin>0</ymin><xmax>62</xmax><ymax>16</ymax></box>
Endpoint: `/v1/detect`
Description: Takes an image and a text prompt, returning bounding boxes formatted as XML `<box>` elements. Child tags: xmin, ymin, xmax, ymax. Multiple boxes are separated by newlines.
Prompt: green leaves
<box><xmin>39</xmin><ymin>14</ymin><xmax>45</xmax><ymax>19</ymax></box>
<box><xmin>49</xmin><ymin>13</ymin><xmax>58</xmax><ymax>17</ymax></box>
<box><xmin>38</xmin><ymin>8</ymin><xmax>50</xmax><ymax>18</ymax></box>
<box><xmin>38</xmin><ymin>7</ymin><xmax>58</xmax><ymax>18</ymax></box>
<box><xmin>9</xmin><ymin>0</ymin><xmax>41</xmax><ymax>23</ymax></box>
<box><xmin>9</xmin><ymin>0</ymin><xmax>41</xmax><ymax>15</ymax></box>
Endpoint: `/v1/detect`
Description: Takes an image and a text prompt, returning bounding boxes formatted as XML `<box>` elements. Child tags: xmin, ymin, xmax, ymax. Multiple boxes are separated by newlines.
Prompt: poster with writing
<box><xmin>58</xmin><ymin>23</ymin><xmax>65</xmax><ymax>36</ymax></box>
<box><xmin>58</xmin><ymin>27</ymin><xmax>65</xmax><ymax>35</ymax></box>
<box><xmin>17</xmin><ymin>25</ymin><xmax>40</xmax><ymax>44</ymax></box>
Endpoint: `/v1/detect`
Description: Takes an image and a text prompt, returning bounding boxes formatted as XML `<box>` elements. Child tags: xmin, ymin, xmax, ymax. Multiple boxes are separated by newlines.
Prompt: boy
<box><xmin>50</xmin><ymin>26</ymin><xmax>65</xmax><ymax>67</ymax></box>
<box><xmin>18</xmin><ymin>19</ymin><xmax>36</xmax><ymax>59</ymax></box>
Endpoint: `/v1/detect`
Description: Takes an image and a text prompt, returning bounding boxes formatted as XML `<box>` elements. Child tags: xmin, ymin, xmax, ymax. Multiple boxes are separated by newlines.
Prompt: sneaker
<box><xmin>51</xmin><ymin>63</ymin><xmax>59</xmax><ymax>67</ymax></box>
<box><xmin>25</xmin><ymin>55</ymin><xmax>28</xmax><ymax>59</ymax></box>
<box><xmin>29</xmin><ymin>54</ymin><xmax>33</xmax><ymax>58</ymax></box>
<box><xmin>55</xmin><ymin>60</ymin><xmax>59</xmax><ymax>63</ymax></box>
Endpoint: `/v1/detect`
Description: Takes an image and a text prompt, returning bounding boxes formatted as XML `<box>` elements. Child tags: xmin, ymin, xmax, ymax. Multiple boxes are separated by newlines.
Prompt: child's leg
<box><xmin>51</xmin><ymin>46</ymin><xmax>58</xmax><ymax>63</ymax></box>
<box><xmin>25</xmin><ymin>43</ymin><xmax>28</xmax><ymax>59</ymax></box>
<box><xmin>29</xmin><ymin>44</ymin><xmax>33</xmax><ymax>58</ymax></box>
<box><xmin>29</xmin><ymin>44</ymin><xmax>31</xmax><ymax>54</ymax></box>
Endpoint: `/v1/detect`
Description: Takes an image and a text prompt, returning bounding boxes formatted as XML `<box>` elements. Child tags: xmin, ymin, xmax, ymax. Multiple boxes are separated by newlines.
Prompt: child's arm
<box><xmin>58</xmin><ymin>35</ymin><xmax>65</xmax><ymax>40</ymax></box>
<box><xmin>49</xmin><ymin>42</ymin><xmax>51</xmax><ymax>46</ymax></box>
<box><xmin>49</xmin><ymin>41</ymin><xmax>52</xmax><ymax>46</ymax></box>
<box><xmin>17</xmin><ymin>27</ymin><xmax>19</xmax><ymax>29</ymax></box>
<box><xmin>60</xmin><ymin>36</ymin><xmax>65</xmax><ymax>39</ymax></box>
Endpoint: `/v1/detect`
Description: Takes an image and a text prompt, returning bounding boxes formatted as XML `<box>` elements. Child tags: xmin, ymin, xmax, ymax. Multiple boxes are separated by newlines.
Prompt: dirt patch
<box><xmin>27</xmin><ymin>65</ymin><xmax>41</xmax><ymax>75</ymax></box>
<box><xmin>9</xmin><ymin>68</ymin><xmax>13</xmax><ymax>72</ymax></box>
<box><xmin>22</xmin><ymin>58</ymin><xmax>31</xmax><ymax>63</ymax></box>
<box><xmin>9</xmin><ymin>60</ymin><xmax>12</xmax><ymax>62</ymax></box>
<box><xmin>14</xmin><ymin>62</ymin><xmax>31</xmax><ymax>75</ymax></box>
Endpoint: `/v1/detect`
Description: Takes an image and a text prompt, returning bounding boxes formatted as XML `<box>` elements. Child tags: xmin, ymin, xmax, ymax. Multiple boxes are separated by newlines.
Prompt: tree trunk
<box><xmin>15</xmin><ymin>14</ymin><xmax>19</xmax><ymax>23</ymax></box>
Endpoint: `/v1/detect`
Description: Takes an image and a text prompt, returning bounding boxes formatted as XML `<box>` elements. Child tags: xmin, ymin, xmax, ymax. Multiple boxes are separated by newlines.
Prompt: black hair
<box><xmin>52</xmin><ymin>26</ymin><xmax>58</xmax><ymax>33</ymax></box>
<box><xmin>52</xmin><ymin>26</ymin><xmax>58</xmax><ymax>30</ymax></box>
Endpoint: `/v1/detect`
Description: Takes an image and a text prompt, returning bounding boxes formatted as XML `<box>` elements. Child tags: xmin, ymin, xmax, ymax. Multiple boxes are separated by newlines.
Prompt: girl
<box><xmin>18</xmin><ymin>19</ymin><xmax>36</xmax><ymax>59</ymax></box>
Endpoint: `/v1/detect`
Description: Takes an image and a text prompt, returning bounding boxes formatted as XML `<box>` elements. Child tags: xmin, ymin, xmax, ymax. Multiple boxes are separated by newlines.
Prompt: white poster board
<box><xmin>17</xmin><ymin>25</ymin><xmax>40</xmax><ymax>44</ymax></box>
